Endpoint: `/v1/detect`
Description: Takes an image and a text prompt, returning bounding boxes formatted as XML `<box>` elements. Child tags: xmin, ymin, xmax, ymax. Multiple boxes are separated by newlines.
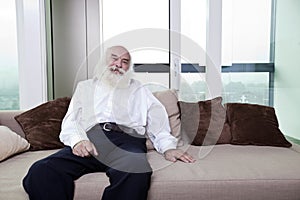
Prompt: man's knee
<box><xmin>23</xmin><ymin>160</ymin><xmax>47</xmax><ymax>194</ymax></box>
<box><xmin>107</xmin><ymin>167</ymin><xmax>152</xmax><ymax>187</ymax></box>
<box><xmin>23</xmin><ymin>158</ymin><xmax>75</xmax><ymax>199</ymax></box>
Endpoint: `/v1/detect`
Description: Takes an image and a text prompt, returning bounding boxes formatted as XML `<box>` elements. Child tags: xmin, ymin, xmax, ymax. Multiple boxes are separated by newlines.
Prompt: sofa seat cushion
<box><xmin>0</xmin><ymin>149</ymin><xmax>59</xmax><ymax>199</ymax></box>
<box><xmin>150</xmin><ymin>144</ymin><xmax>300</xmax><ymax>180</ymax></box>
<box><xmin>148</xmin><ymin>144</ymin><xmax>300</xmax><ymax>200</ymax></box>
<box><xmin>1</xmin><ymin>145</ymin><xmax>300</xmax><ymax>200</ymax></box>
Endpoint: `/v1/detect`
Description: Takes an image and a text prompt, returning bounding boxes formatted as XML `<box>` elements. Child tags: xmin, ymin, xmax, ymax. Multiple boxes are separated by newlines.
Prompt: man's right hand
<box><xmin>72</xmin><ymin>140</ymin><xmax>98</xmax><ymax>157</ymax></box>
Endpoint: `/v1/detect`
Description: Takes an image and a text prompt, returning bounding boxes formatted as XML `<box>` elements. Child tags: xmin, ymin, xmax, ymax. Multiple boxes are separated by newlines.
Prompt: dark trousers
<box><xmin>23</xmin><ymin>124</ymin><xmax>152</xmax><ymax>200</ymax></box>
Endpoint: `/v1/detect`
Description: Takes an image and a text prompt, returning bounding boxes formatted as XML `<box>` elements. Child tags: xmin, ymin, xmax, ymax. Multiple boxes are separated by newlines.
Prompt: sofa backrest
<box><xmin>0</xmin><ymin>111</ymin><xmax>25</xmax><ymax>138</ymax></box>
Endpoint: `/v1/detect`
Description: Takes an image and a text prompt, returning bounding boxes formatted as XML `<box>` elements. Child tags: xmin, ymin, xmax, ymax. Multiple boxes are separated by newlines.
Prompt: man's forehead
<box><xmin>109</xmin><ymin>46</ymin><xmax>130</xmax><ymax>59</ymax></box>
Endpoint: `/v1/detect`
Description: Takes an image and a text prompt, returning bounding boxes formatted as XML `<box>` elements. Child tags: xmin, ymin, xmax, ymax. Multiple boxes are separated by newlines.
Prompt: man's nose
<box><xmin>115</xmin><ymin>59</ymin><xmax>122</xmax><ymax>68</ymax></box>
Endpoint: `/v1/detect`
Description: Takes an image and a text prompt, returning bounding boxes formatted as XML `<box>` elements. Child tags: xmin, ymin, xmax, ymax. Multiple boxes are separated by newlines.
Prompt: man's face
<box><xmin>107</xmin><ymin>46</ymin><xmax>131</xmax><ymax>75</ymax></box>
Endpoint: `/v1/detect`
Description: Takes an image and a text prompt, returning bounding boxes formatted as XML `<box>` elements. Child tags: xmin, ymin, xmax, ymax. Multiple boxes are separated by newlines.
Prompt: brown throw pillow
<box><xmin>179</xmin><ymin>97</ymin><xmax>231</xmax><ymax>146</ymax></box>
<box><xmin>14</xmin><ymin>97</ymin><xmax>71</xmax><ymax>150</ymax></box>
<box><xmin>226</xmin><ymin>103</ymin><xmax>292</xmax><ymax>147</ymax></box>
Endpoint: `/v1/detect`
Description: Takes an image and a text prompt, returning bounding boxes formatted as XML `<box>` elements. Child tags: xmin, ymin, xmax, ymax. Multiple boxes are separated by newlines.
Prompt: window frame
<box><xmin>15</xmin><ymin>0</ymin><xmax>48</xmax><ymax>110</ymax></box>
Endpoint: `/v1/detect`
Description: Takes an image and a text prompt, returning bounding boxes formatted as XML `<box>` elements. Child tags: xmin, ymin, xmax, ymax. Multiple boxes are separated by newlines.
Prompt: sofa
<box><xmin>1</xmin><ymin>90</ymin><xmax>300</xmax><ymax>200</ymax></box>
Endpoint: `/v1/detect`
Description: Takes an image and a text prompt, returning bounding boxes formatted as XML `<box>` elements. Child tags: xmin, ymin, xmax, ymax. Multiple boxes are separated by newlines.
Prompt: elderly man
<box><xmin>23</xmin><ymin>45</ymin><xmax>195</xmax><ymax>200</ymax></box>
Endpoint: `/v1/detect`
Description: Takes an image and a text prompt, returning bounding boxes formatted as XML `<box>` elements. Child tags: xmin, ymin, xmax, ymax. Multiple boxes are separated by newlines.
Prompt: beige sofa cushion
<box><xmin>145</xmin><ymin>89</ymin><xmax>182</xmax><ymax>150</ymax></box>
<box><xmin>0</xmin><ymin>126</ymin><xmax>30</xmax><ymax>161</ymax></box>
<box><xmin>153</xmin><ymin>89</ymin><xmax>181</xmax><ymax>139</ymax></box>
<box><xmin>1</xmin><ymin>145</ymin><xmax>300</xmax><ymax>200</ymax></box>
<box><xmin>0</xmin><ymin>111</ymin><xmax>24</xmax><ymax>137</ymax></box>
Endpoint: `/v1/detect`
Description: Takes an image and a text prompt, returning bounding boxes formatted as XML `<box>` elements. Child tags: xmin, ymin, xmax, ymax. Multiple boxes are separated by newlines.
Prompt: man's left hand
<box><xmin>164</xmin><ymin>149</ymin><xmax>196</xmax><ymax>163</ymax></box>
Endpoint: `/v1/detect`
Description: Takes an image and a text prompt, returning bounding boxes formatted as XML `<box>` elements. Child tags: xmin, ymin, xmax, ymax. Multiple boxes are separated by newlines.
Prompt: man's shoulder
<box><xmin>129</xmin><ymin>79</ymin><xmax>155</xmax><ymax>97</ymax></box>
<box><xmin>130</xmin><ymin>78</ymin><xmax>142</xmax><ymax>86</ymax></box>
<box><xmin>76</xmin><ymin>79</ymin><xmax>95</xmax><ymax>86</ymax></box>
<box><xmin>129</xmin><ymin>79</ymin><xmax>149</xmax><ymax>91</ymax></box>
<box><xmin>73</xmin><ymin>79</ymin><xmax>96</xmax><ymax>92</ymax></box>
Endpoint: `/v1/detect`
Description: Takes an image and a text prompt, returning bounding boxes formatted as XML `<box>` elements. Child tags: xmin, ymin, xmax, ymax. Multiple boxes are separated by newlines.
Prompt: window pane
<box><xmin>0</xmin><ymin>1</ymin><xmax>19</xmax><ymax>110</ymax></box>
<box><xmin>179</xmin><ymin>73</ymin><xmax>207</xmax><ymax>102</ymax></box>
<box><xmin>181</xmin><ymin>0</ymin><xmax>206</xmax><ymax>65</ymax></box>
<box><xmin>222</xmin><ymin>72</ymin><xmax>270</xmax><ymax>105</ymax></box>
<box><xmin>222</xmin><ymin>0</ymin><xmax>272</xmax><ymax>64</ymax></box>
<box><xmin>179</xmin><ymin>0</ymin><xmax>207</xmax><ymax>102</ymax></box>
<box><xmin>102</xmin><ymin>0</ymin><xmax>169</xmax><ymax>64</ymax></box>
<box><xmin>179</xmin><ymin>72</ymin><xmax>270</xmax><ymax>105</ymax></box>
<box><xmin>134</xmin><ymin>73</ymin><xmax>169</xmax><ymax>91</ymax></box>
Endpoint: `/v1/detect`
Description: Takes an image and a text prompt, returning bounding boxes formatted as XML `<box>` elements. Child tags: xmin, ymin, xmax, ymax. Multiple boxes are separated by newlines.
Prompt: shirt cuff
<box><xmin>69</xmin><ymin>134</ymin><xmax>90</xmax><ymax>148</ymax></box>
<box><xmin>155</xmin><ymin>137</ymin><xmax>178</xmax><ymax>154</ymax></box>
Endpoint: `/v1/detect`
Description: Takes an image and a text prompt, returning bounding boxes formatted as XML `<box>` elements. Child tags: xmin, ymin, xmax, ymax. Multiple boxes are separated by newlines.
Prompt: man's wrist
<box><xmin>163</xmin><ymin>148</ymin><xmax>176</xmax><ymax>156</ymax></box>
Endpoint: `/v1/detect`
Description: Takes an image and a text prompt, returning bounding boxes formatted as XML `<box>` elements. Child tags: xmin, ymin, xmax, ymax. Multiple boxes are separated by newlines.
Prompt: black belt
<box><xmin>99</xmin><ymin>122</ymin><xmax>135</xmax><ymax>134</ymax></box>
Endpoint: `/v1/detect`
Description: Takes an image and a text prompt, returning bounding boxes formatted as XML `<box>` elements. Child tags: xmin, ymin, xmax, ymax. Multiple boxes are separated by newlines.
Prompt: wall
<box><xmin>274</xmin><ymin>0</ymin><xmax>300</xmax><ymax>139</ymax></box>
<box><xmin>50</xmin><ymin>0</ymin><xmax>100</xmax><ymax>98</ymax></box>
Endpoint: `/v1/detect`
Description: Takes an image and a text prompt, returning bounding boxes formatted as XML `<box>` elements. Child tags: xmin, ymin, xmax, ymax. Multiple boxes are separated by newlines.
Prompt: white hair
<box><xmin>93</xmin><ymin>46</ymin><xmax>134</xmax><ymax>89</ymax></box>
<box><xmin>93</xmin><ymin>45</ymin><xmax>133</xmax><ymax>80</ymax></box>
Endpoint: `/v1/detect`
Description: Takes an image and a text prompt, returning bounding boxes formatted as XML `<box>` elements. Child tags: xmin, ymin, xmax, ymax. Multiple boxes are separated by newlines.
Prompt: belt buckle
<box><xmin>103</xmin><ymin>123</ymin><xmax>111</xmax><ymax>131</ymax></box>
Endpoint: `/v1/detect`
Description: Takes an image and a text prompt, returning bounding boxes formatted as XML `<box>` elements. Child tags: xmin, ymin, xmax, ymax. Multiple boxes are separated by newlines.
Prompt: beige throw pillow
<box><xmin>0</xmin><ymin>126</ymin><xmax>30</xmax><ymax>161</ymax></box>
<box><xmin>146</xmin><ymin>89</ymin><xmax>181</xmax><ymax>150</ymax></box>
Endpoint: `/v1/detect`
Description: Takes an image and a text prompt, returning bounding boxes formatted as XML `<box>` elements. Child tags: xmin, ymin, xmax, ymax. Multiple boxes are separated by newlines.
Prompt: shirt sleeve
<box><xmin>145</xmin><ymin>89</ymin><xmax>178</xmax><ymax>154</ymax></box>
<box><xmin>59</xmin><ymin>82</ymin><xmax>90</xmax><ymax>148</ymax></box>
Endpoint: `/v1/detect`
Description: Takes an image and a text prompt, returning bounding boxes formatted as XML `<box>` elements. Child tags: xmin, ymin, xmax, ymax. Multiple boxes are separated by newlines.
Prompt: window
<box><xmin>222</xmin><ymin>0</ymin><xmax>272</xmax><ymax>64</ymax></box>
<box><xmin>221</xmin><ymin>0</ymin><xmax>274</xmax><ymax>106</ymax></box>
<box><xmin>100</xmin><ymin>0</ymin><xmax>274</xmax><ymax>105</ymax></box>
<box><xmin>101</xmin><ymin>0</ymin><xmax>169</xmax><ymax>87</ymax></box>
<box><xmin>179</xmin><ymin>0</ymin><xmax>274</xmax><ymax>105</ymax></box>
<box><xmin>181</xmin><ymin>0</ymin><xmax>206</xmax><ymax>65</ymax></box>
<box><xmin>0</xmin><ymin>1</ymin><xmax>19</xmax><ymax>110</ymax></box>
<box><xmin>222</xmin><ymin>72</ymin><xmax>270</xmax><ymax>105</ymax></box>
<box><xmin>179</xmin><ymin>0</ymin><xmax>207</xmax><ymax>101</ymax></box>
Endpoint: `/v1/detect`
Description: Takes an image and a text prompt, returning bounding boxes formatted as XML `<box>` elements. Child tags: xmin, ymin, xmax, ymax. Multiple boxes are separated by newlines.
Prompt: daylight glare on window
<box><xmin>102</xmin><ymin>0</ymin><xmax>169</xmax><ymax>64</ymax></box>
<box><xmin>181</xmin><ymin>0</ymin><xmax>206</xmax><ymax>65</ymax></box>
<box><xmin>0</xmin><ymin>1</ymin><xmax>19</xmax><ymax>110</ymax></box>
<box><xmin>222</xmin><ymin>0</ymin><xmax>272</xmax><ymax>64</ymax></box>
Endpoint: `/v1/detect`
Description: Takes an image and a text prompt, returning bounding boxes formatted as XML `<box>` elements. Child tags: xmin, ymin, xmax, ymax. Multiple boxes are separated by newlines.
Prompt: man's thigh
<box><xmin>41</xmin><ymin>147</ymin><xmax>107</xmax><ymax>179</ymax></box>
<box><xmin>87</xmin><ymin>125</ymin><xmax>151</xmax><ymax>173</ymax></box>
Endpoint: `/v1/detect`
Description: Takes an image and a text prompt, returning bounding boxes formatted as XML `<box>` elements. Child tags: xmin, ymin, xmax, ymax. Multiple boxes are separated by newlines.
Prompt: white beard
<box><xmin>99</xmin><ymin>66</ymin><xmax>133</xmax><ymax>89</ymax></box>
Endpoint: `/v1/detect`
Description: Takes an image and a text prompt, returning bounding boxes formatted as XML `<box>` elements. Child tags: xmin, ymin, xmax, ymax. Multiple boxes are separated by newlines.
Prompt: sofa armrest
<box><xmin>0</xmin><ymin>110</ymin><xmax>25</xmax><ymax>138</ymax></box>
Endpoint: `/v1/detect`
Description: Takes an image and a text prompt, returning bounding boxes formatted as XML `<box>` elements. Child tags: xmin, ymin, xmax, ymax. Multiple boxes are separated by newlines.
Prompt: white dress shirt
<box><xmin>59</xmin><ymin>78</ymin><xmax>178</xmax><ymax>154</ymax></box>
